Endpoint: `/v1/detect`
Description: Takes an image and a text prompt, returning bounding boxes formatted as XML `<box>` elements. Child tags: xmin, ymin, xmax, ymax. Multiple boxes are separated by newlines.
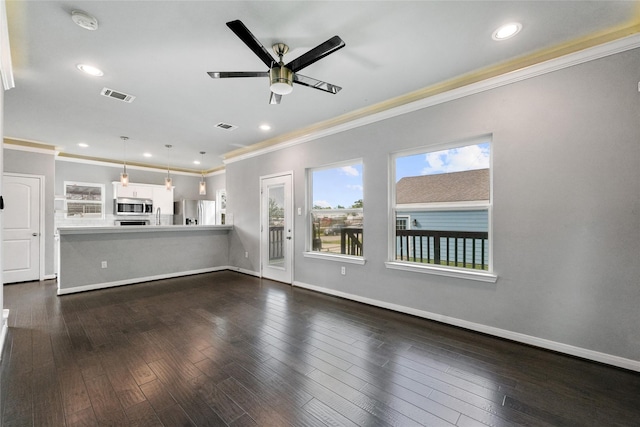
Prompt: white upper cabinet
<box><xmin>152</xmin><ymin>185</ymin><xmax>174</xmax><ymax>215</ymax></box>
<box><xmin>113</xmin><ymin>183</ymin><xmax>153</xmax><ymax>200</ymax></box>
<box><xmin>113</xmin><ymin>182</ymin><xmax>174</xmax><ymax>214</ymax></box>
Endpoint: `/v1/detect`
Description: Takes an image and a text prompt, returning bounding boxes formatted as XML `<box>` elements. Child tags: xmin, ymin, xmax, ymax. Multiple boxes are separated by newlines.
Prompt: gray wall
<box><xmin>225</xmin><ymin>48</ymin><xmax>640</xmax><ymax>362</ymax></box>
<box><xmin>4</xmin><ymin>148</ymin><xmax>56</xmax><ymax>277</ymax></box>
<box><xmin>59</xmin><ymin>228</ymin><xmax>230</xmax><ymax>291</ymax></box>
<box><xmin>55</xmin><ymin>160</ymin><xmax>226</xmax><ymax>212</ymax></box>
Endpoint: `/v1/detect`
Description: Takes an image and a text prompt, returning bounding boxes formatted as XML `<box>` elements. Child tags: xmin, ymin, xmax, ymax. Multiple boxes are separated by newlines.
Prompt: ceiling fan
<box><xmin>207</xmin><ymin>20</ymin><xmax>345</xmax><ymax>104</ymax></box>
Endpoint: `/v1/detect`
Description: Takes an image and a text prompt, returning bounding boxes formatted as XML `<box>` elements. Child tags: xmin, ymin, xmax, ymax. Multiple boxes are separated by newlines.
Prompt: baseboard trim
<box><xmin>293</xmin><ymin>280</ymin><xmax>640</xmax><ymax>372</ymax></box>
<box><xmin>57</xmin><ymin>267</ymin><xmax>231</xmax><ymax>295</ymax></box>
<box><xmin>238</xmin><ymin>268</ymin><xmax>261</xmax><ymax>277</ymax></box>
<box><xmin>0</xmin><ymin>309</ymin><xmax>9</xmax><ymax>362</ymax></box>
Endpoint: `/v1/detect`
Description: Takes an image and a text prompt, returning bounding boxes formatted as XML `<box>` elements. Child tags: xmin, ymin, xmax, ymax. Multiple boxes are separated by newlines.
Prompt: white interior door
<box><xmin>3</xmin><ymin>174</ymin><xmax>41</xmax><ymax>283</ymax></box>
<box><xmin>260</xmin><ymin>173</ymin><xmax>293</xmax><ymax>284</ymax></box>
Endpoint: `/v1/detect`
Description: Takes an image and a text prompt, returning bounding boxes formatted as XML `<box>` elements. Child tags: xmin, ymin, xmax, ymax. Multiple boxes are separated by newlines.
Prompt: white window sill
<box><xmin>303</xmin><ymin>251</ymin><xmax>366</xmax><ymax>265</ymax></box>
<box><xmin>385</xmin><ymin>261</ymin><xmax>497</xmax><ymax>283</ymax></box>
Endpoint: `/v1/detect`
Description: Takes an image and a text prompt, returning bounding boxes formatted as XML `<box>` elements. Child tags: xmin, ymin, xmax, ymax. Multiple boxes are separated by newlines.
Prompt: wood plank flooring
<box><xmin>1</xmin><ymin>271</ymin><xmax>639</xmax><ymax>426</ymax></box>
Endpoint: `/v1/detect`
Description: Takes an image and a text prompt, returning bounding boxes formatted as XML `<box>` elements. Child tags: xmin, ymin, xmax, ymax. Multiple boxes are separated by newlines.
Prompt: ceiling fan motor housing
<box><xmin>270</xmin><ymin>66</ymin><xmax>294</xmax><ymax>95</ymax></box>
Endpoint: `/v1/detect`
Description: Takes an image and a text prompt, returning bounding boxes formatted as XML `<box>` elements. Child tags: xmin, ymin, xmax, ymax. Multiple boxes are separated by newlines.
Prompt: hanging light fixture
<box><xmin>199</xmin><ymin>151</ymin><xmax>206</xmax><ymax>195</ymax></box>
<box><xmin>164</xmin><ymin>144</ymin><xmax>173</xmax><ymax>190</ymax></box>
<box><xmin>120</xmin><ymin>136</ymin><xmax>129</xmax><ymax>186</ymax></box>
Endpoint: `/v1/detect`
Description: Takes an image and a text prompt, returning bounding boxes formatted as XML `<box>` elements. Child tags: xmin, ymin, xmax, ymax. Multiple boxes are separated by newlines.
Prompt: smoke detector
<box><xmin>71</xmin><ymin>10</ymin><xmax>98</xmax><ymax>31</ymax></box>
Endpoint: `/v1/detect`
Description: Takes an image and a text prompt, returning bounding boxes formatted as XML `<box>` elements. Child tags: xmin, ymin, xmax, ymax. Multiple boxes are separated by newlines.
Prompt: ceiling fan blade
<box><xmin>285</xmin><ymin>36</ymin><xmax>345</xmax><ymax>73</ymax></box>
<box><xmin>208</xmin><ymin>71</ymin><xmax>269</xmax><ymax>79</ymax></box>
<box><xmin>269</xmin><ymin>92</ymin><xmax>282</xmax><ymax>104</ymax></box>
<box><xmin>293</xmin><ymin>74</ymin><xmax>342</xmax><ymax>94</ymax></box>
<box><xmin>226</xmin><ymin>20</ymin><xmax>275</xmax><ymax>68</ymax></box>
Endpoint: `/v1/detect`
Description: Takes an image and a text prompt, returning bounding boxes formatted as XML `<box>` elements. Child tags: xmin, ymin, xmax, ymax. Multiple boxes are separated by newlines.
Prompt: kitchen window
<box><xmin>64</xmin><ymin>181</ymin><xmax>105</xmax><ymax>219</ymax></box>
<box><xmin>306</xmin><ymin>160</ymin><xmax>364</xmax><ymax>262</ymax></box>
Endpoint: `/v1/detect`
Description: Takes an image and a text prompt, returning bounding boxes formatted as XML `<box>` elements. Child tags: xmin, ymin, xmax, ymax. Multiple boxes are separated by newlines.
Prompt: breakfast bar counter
<box><xmin>57</xmin><ymin>225</ymin><xmax>233</xmax><ymax>295</ymax></box>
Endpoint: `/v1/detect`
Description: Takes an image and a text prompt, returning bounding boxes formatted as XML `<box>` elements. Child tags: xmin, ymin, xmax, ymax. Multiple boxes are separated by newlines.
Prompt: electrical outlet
<box><xmin>245</xmin><ymin>251</ymin><xmax>249</xmax><ymax>258</ymax></box>
<box><xmin>341</xmin><ymin>266</ymin><xmax>346</xmax><ymax>276</ymax></box>
<box><xmin>101</xmin><ymin>261</ymin><xmax>107</xmax><ymax>269</ymax></box>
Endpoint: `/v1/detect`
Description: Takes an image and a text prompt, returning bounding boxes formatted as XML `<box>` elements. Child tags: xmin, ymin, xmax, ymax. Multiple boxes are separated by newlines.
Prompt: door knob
<box><xmin>286</xmin><ymin>236</ymin><xmax>292</xmax><ymax>240</ymax></box>
<box><xmin>32</xmin><ymin>233</ymin><xmax>38</xmax><ymax>237</ymax></box>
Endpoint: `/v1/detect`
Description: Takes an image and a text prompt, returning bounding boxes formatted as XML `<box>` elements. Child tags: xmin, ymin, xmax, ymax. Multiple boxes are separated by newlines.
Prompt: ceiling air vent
<box><xmin>215</xmin><ymin>122</ymin><xmax>238</xmax><ymax>131</ymax></box>
<box><xmin>100</xmin><ymin>87</ymin><xmax>136</xmax><ymax>103</ymax></box>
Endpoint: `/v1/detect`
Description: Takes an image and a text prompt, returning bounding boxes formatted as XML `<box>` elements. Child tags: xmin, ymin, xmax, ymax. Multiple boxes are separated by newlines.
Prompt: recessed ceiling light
<box><xmin>77</xmin><ymin>64</ymin><xmax>103</xmax><ymax>76</ymax></box>
<box><xmin>259</xmin><ymin>124</ymin><xmax>271</xmax><ymax>131</ymax></box>
<box><xmin>193</xmin><ymin>160</ymin><xmax>201</xmax><ymax>165</ymax></box>
<box><xmin>78</xmin><ymin>142</ymin><xmax>89</xmax><ymax>148</ymax></box>
<box><xmin>492</xmin><ymin>22</ymin><xmax>522</xmax><ymax>41</ymax></box>
<box><xmin>143</xmin><ymin>152</ymin><xmax>152</xmax><ymax>158</ymax></box>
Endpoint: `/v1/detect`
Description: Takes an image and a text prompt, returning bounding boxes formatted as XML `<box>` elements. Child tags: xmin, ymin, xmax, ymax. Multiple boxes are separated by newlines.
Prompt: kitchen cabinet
<box><xmin>113</xmin><ymin>183</ymin><xmax>153</xmax><ymax>199</ymax></box>
<box><xmin>152</xmin><ymin>185</ymin><xmax>174</xmax><ymax>214</ymax></box>
<box><xmin>113</xmin><ymin>182</ymin><xmax>173</xmax><ymax>215</ymax></box>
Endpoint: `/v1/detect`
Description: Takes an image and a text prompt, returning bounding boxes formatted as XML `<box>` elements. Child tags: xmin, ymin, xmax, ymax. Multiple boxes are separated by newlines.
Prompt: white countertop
<box><xmin>58</xmin><ymin>224</ymin><xmax>233</xmax><ymax>235</ymax></box>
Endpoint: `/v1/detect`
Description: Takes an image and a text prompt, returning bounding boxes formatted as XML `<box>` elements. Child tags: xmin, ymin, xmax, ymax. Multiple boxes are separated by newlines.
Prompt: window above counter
<box><xmin>64</xmin><ymin>181</ymin><xmax>105</xmax><ymax>219</ymax></box>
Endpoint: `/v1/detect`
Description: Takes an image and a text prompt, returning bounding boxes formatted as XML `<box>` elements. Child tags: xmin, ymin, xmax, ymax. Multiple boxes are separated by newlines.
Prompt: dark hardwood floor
<box><xmin>1</xmin><ymin>271</ymin><xmax>639</xmax><ymax>426</ymax></box>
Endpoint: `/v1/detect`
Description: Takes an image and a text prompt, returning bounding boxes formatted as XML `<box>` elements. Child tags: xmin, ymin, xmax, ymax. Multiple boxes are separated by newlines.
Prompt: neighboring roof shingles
<box><xmin>396</xmin><ymin>169</ymin><xmax>489</xmax><ymax>204</ymax></box>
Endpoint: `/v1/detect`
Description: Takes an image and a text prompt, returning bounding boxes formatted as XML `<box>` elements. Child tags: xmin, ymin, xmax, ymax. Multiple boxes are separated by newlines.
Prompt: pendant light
<box><xmin>120</xmin><ymin>136</ymin><xmax>129</xmax><ymax>187</ymax></box>
<box><xmin>199</xmin><ymin>151</ymin><xmax>206</xmax><ymax>195</ymax></box>
<box><xmin>164</xmin><ymin>144</ymin><xmax>172</xmax><ymax>190</ymax></box>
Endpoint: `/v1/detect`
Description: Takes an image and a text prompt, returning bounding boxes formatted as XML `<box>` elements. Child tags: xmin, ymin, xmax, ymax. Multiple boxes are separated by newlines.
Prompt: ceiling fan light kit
<box><xmin>269</xmin><ymin>66</ymin><xmax>293</xmax><ymax>95</ymax></box>
<box><xmin>208</xmin><ymin>19</ymin><xmax>345</xmax><ymax>104</ymax></box>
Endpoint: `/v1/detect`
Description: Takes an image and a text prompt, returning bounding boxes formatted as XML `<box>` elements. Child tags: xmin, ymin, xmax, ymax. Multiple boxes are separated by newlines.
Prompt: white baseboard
<box><xmin>57</xmin><ymin>267</ymin><xmax>231</xmax><ymax>295</ymax></box>
<box><xmin>0</xmin><ymin>309</ymin><xmax>9</xmax><ymax>362</ymax></box>
<box><xmin>237</xmin><ymin>267</ymin><xmax>261</xmax><ymax>277</ymax></box>
<box><xmin>293</xmin><ymin>281</ymin><xmax>640</xmax><ymax>373</ymax></box>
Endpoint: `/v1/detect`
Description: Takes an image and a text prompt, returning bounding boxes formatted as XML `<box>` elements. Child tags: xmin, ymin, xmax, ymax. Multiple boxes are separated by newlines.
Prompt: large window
<box><xmin>64</xmin><ymin>181</ymin><xmax>105</xmax><ymax>219</ymax></box>
<box><xmin>308</xmin><ymin>161</ymin><xmax>363</xmax><ymax>258</ymax></box>
<box><xmin>390</xmin><ymin>139</ymin><xmax>492</xmax><ymax>276</ymax></box>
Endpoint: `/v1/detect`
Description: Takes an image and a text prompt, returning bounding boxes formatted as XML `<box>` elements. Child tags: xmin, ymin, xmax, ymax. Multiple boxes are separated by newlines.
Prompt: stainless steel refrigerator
<box><xmin>173</xmin><ymin>200</ymin><xmax>216</xmax><ymax>225</ymax></box>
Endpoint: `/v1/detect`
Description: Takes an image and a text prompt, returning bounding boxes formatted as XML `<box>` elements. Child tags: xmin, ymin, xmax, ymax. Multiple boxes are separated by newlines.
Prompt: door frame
<box><xmin>3</xmin><ymin>172</ymin><xmax>46</xmax><ymax>282</ymax></box>
<box><xmin>259</xmin><ymin>171</ymin><xmax>294</xmax><ymax>284</ymax></box>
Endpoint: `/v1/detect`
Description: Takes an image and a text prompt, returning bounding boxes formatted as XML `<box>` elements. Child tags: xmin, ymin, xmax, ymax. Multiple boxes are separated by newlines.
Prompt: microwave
<box><xmin>114</xmin><ymin>197</ymin><xmax>153</xmax><ymax>215</ymax></box>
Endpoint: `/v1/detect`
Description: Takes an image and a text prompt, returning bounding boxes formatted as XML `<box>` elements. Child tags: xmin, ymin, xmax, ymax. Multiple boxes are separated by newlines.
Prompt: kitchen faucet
<box><xmin>156</xmin><ymin>207</ymin><xmax>161</xmax><ymax>225</ymax></box>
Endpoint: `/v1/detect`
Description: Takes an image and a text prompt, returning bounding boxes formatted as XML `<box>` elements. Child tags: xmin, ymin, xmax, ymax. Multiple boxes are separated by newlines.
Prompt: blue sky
<box><xmin>312</xmin><ymin>164</ymin><xmax>363</xmax><ymax>209</ymax></box>
<box><xmin>311</xmin><ymin>142</ymin><xmax>490</xmax><ymax>209</ymax></box>
<box><xmin>396</xmin><ymin>142</ymin><xmax>490</xmax><ymax>181</ymax></box>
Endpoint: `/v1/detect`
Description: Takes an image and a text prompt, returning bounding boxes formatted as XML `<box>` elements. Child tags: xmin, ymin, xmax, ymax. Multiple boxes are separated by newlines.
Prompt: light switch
<box><xmin>297</xmin><ymin>207</ymin><xmax>302</xmax><ymax>215</ymax></box>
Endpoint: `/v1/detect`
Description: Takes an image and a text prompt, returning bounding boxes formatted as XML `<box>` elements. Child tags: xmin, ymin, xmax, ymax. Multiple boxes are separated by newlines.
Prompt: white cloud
<box><xmin>341</xmin><ymin>166</ymin><xmax>360</xmax><ymax>176</ymax></box>
<box><xmin>346</xmin><ymin>184</ymin><xmax>363</xmax><ymax>191</ymax></box>
<box><xmin>313</xmin><ymin>200</ymin><xmax>332</xmax><ymax>208</ymax></box>
<box><xmin>422</xmin><ymin>143</ymin><xmax>490</xmax><ymax>175</ymax></box>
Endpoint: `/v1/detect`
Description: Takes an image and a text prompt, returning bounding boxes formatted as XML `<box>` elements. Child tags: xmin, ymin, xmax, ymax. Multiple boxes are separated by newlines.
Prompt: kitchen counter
<box><xmin>58</xmin><ymin>224</ymin><xmax>232</xmax><ymax>235</ymax></box>
<box><xmin>57</xmin><ymin>224</ymin><xmax>233</xmax><ymax>295</ymax></box>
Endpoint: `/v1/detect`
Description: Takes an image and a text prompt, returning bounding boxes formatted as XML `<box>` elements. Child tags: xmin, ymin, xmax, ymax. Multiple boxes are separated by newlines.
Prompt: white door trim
<box><xmin>3</xmin><ymin>172</ymin><xmax>46</xmax><ymax>281</ymax></box>
<box><xmin>259</xmin><ymin>171</ymin><xmax>294</xmax><ymax>284</ymax></box>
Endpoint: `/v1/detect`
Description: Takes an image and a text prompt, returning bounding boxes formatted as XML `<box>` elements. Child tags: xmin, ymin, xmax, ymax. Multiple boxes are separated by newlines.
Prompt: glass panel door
<box><xmin>261</xmin><ymin>173</ymin><xmax>292</xmax><ymax>283</ymax></box>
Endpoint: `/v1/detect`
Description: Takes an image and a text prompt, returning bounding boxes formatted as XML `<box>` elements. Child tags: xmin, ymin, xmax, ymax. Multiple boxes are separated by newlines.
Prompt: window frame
<box><xmin>304</xmin><ymin>159</ymin><xmax>365</xmax><ymax>265</ymax></box>
<box><xmin>386</xmin><ymin>136</ymin><xmax>497</xmax><ymax>282</ymax></box>
<box><xmin>64</xmin><ymin>181</ymin><xmax>106</xmax><ymax>220</ymax></box>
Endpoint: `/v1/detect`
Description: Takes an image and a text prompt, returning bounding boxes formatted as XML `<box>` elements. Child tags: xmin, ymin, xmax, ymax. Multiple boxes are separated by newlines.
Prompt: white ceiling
<box><xmin>4</xmin><ymin>1</ymin><xmax>637</xmax><ymax>172</ymax></box>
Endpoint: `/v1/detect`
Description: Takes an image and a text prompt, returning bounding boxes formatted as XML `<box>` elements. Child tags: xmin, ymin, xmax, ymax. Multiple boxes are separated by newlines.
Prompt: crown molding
<box><xmin>3</xmin><ymin>137</ymin><xmax>57</xmax><ymax>154</ymax></box>
<box><xmin>55</xmin><ymin>152</ymin><xmax>224</xmax><ymax>177</ymax></box>
<box><xmin>224</xmin><ymin>30</ymin><xmax>640</xmax><ymax>165</ymax></box>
